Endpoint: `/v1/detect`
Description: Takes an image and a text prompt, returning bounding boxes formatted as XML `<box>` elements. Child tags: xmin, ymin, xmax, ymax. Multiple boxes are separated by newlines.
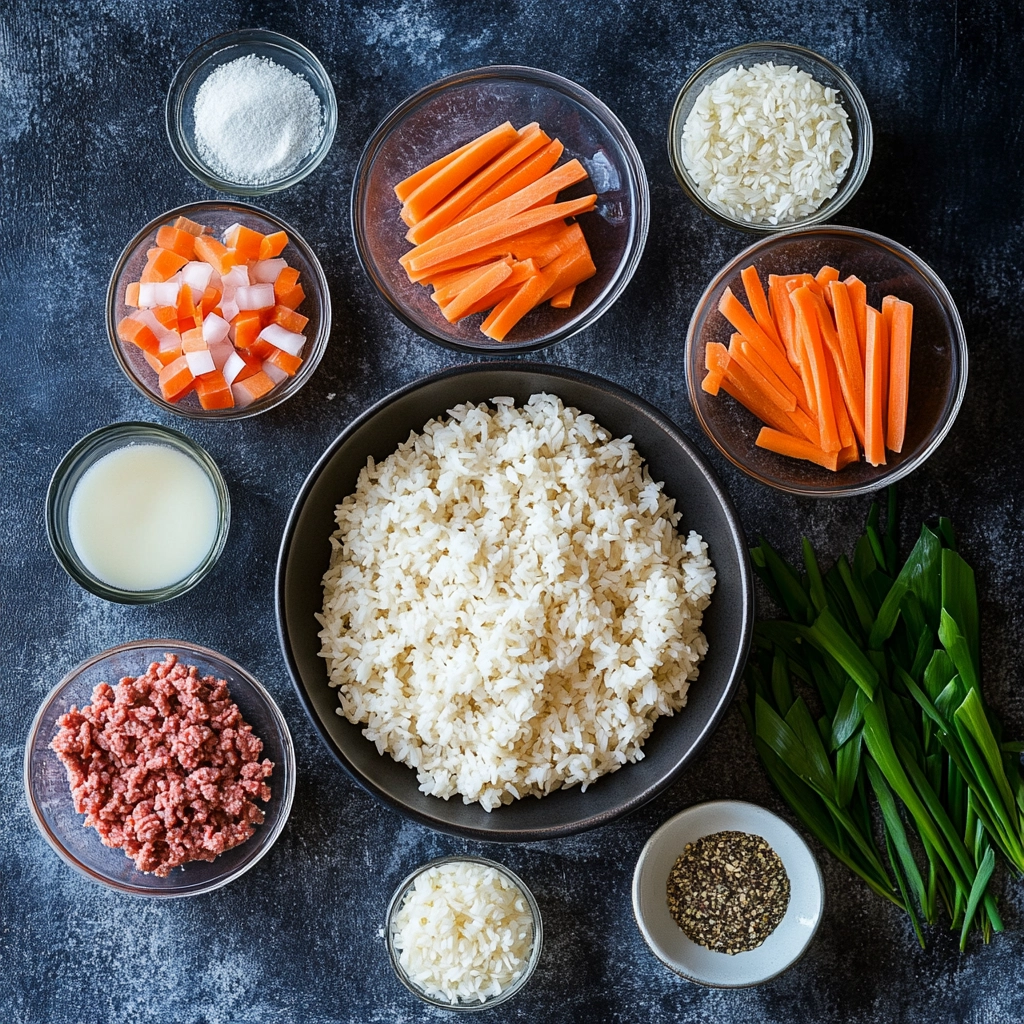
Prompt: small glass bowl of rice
<box><xmin>668</xmin><ymin>42</ymin><xmax>872</xmax><ymax>232</ymax></box>
<box><xmin>385</xmin><ymin>856</ymin><xmax>543</xmax><ymax>1011</ymax></box>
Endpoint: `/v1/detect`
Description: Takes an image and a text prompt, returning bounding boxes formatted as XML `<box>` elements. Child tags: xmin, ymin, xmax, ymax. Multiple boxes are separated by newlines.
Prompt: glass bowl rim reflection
<box><xmin>350</xmin><ymin>63</ymin><xmax>651</xmax><ymax>355</ymax></box>
<box><xmin>385</xmin><ymin>854</ymin><xmax>544</xmax><ymax>1011</ymax></box>
<box><xmin>24</xmin><ymin>638</ymin><xmax>296</xmax><ymax>897</ymax></box>
<box><xmin>685</xmin><ymin>223</ymin><xmax>968</xmax><ymax>496</ymax></box>
<box><xmin>164</xmin><ymin>27</ymin><xmax>338</xmax><ymax>196</ymax></box>
<box><xmin>667</xmin><ymin>40</ymin><xmax>873</xmax><ymax>233</ymax></box>
<box><xmin>45</xmin><ymin>421</ymin><xmax>231</xmax><ymax>603</ymax></box>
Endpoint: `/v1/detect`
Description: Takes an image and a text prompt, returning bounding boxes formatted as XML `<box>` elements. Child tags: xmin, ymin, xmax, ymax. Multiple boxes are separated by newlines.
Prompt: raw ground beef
<box><xmin>50</xmin><ymin>653</ymin><xmax>274</xmax><ymax>877</ymax></box>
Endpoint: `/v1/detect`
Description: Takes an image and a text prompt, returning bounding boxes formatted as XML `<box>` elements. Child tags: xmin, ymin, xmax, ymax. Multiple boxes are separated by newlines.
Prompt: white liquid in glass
<box><xmin>68</xmin><ymin>443</ymin><xmax>219</xmax><ymax>591</ymax></box>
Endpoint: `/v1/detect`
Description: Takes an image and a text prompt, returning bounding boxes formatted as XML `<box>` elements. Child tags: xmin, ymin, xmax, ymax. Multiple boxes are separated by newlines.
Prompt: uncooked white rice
<box><xmin>391</xmin><ymin>861</ymin><xmax>533</xmax><ymax>1004</ymax></box>
<box><xmin>681</xmin><ymin>61</ymin><xmax>853</xmax><ymax>225</ymax></box>
<box><xmin>317</xmin><ymin>393</ymin><xmax>715</xmax><ymax>811</ymax></box>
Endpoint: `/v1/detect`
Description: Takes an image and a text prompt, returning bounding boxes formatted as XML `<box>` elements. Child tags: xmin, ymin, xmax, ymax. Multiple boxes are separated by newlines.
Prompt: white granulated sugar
<box><xmin>318</xmin><ymin>393</ymin><xmax>716</xmax><ymax>811</ymax></box>
<box><xmin>193</xmin><ymin>54</ymin><xmax>325</xmax><ymax>185</ymax></box>
<box><xmin>681</xmin><ymin>62</ymin><xmax>854</xmax><ymax>225</ymax></box>
<box><xmin>391</xmin><ymin>862</ymin><xmax>534</xmax><ymax>1005</ymax></box>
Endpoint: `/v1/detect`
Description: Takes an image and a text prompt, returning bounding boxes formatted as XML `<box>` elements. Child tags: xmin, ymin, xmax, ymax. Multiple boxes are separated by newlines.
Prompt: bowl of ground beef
<box><xmin>25</xmin><ymin>640</ymin><xmax>296</xmax><ymax>897</ymax></box>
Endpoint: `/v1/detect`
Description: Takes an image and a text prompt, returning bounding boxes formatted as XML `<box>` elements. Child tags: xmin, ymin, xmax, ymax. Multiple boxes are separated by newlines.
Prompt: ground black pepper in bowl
<box><xmin>666</xmin><ymin>830</ymin><xmax>790</xmax><ymax>954</ymax></box>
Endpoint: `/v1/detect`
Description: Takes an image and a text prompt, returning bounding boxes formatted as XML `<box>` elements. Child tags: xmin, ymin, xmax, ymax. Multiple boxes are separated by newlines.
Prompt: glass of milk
<box><xmin>46</xmin><ymin>423</ymin><xmax>230</xmax><ymax>603</ymax></box>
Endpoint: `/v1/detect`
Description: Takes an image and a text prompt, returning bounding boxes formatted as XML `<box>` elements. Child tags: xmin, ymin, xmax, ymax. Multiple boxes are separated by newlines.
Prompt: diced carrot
<box><xmin>791</xmin><ymin>286</ymin><xmax>840</xmax><ymax>453</ymax></box>
<box><xmin>394</xmin><ymin>138</ymin><xmax>478</xmax><ymax>201</ymax></box>
<box><xmin>740</xmin><ymin>266</ymin><xmax>782</xmax><ymax>349</ymax></box>
<box><xmin>756</xmin><ymin>427</ymin><xmax>840</xmax><ymax>471</ymax></box>
<box><xmin>116</xmin><ymin>315</ymin><xmax>159</xmax><ymax>354</ymax></box>
<box><xmin>176</xmin><ymin>283</ymin><xmax>198</xmax><ymax>330</ymax></box>
<box><xmin>457</xmin><ymin>139</ymin><xmax>565</xmax><ymax>221</ymax></box>
<box><xmin>143</xmin><ymin>351</ymin><xmax>164</xmax><ymax>373</ymax></box>
<box><xmin>270</xmin><ymin>305</ymin><xmax>310</xmax><ymax>333</ymax></box>
<box><xmin>151</xmin><ymin>305</ymin><xmax>177</xmax><ymax>330</ymax></box>
<box><xmin>194</xmin><ymin>235</ymin><xmax>238</xmax><ymax>275</ymax></box>
<box><xmin>158</xmin><ymin>356</ymin><xmax>195</xmax><ymax>402</ymax></box>
<box><xmin>180</xmin><ymin>327</ymin><xmax>206</xmax><ymax>353</ymax></box>
<box><xmin>843</xmin><ymin>275</ymin><xmax>868</xmax><ymax>363</ymax></box>
<box><xmin>405</xmin><ymin>126</ymin><xmax>550</xmax><ymax>245</ymax></box>
<box><xmin>233</xmin><ymin>369</ymin><xmax>277</xmax><ymax>404</ymax></box>
<box><xmin>402</xmin><ymin>122</ymin><xmax>520</xmax><ymax>223</ymax></box>
<box><xmin>224</xmin><ymin>224</ymin><xmax>265</xmax><ymax>261</ymax></box>
<box><xmin>864</xmin><ymin>306</ymin><xmax>888</xmax><ymax>467</ymax></box>
<box><xmin>728</xmin><ymin>336</ymin><xmax>797</xmax><ymax>412</ymax></box>
<box><xmin>257</xmin><ymin>231</ymin><xmax>289</xmax><ymax>260</ymax></box>
<box><xmin>202</xmin><ymin>285</ymin><xmax>222</xmax><ymax>311</ymax></box>
<box><xmin>140</xmin><ymin>247</ymin><xmax>188</xmax><ymax>283</ymax></box>
<box><xmin>274</xmin><ymin>266</ymin><xmax>300</xmax><ymax>301</ymax></box>
<box><xmin>173</xmin><ymin>216</ymin><xmax>206</xmax><ymax>236</ymax></box>
<box><xmin>156</xmin><ymin>225</ymin><xmax>196</xmax><ymax>260</ymax></box>
<box><xmin>194</xmin><ymin>369</ymin><xmax>234</xmax><ymax>410</ymax></box>
<box><xmin>264</xmin><ymin>347</ymin><xmax>303</xmax><ymax>376</ymax></box>
<box><xmin>549</xmin><ymin>285</ymin><xmax>576</xmax><ymax>309</ymax></box>
<box><xmin>886</xmin><ymin>299</ymin><xmax>913</xmax><ymax>453</ymax></box>
<box><xmin>232</xmin><ymin>311</ymin><xmax>263</xmax><ymax>350</ymax></box>
<box><xmin>124</xmin><ymin>281</ymin><xmax>140</xmax><ymax>307</ymax></box>
<box><xmin>702</xmin><ymin>342</ymin><xmax>731</xmax><ymax>396</ymax></box>
<box><xmin>441</xmin><ymin>260</ymin><xmax>514</xmax><ymax>322</ymax></box>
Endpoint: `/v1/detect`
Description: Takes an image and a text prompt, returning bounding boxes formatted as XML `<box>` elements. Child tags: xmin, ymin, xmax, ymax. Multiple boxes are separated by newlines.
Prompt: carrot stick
<box><xmin>886</xmin><ymin>299</ymin><xmax>914</xmax><ymax>453</ymax></box>
<box><xmin>769</xmin><ymin>275</ymin><xmax>800</xmax><ymax>369</ymax></box>
<box><xmin>864</xmin><ymin>306</ymin><xmax>888</xmax><ymax>466</ymax></box>
<box><xmin>815</xmin><ymin>265</ymin><xmax>840</xmax><ymax>290</ymax></box>
<box><xmin>717</xmin><ymin>287</ymin><xmax>780</xmax><ymax>357</ymax></box>
<box><xmin>440</xmin><ymin>260</ymin><xmax>513</xmax><ymax>322</ymax></box>
<box><xmin>827</xmin><ymin>280</ymin><xmax>866</xmax><ymax>445</ymax></box>
<box><xmin>755</xmin><ymin>427</ymin><xmax>840</xmax><ymax>471</ymax></box>
<box><xmin>402</xmin><ymin>122</ymin><xmax>519</xmax><ymax>223</ymax></box>
<box><xmin>843</xmin><ymin>275</ymin><xmax>868</xmax><ymax>364</ymax></box>
<box><xmin>405</xmin><ymin>126</ymin><xmax>550</xmax><ymax>244</ymax></box>
<box><xmin>837</xmin><ymin>442</ymin><xmax>860</xmax><ymax>469</ymax></box>
<box><xmin>702</xmin><ymin>342</ymin><xmax>730</xmax><ymax>396</ymax></box>
<box><xmin>409</xmin><ymin>224</ymin><xmax>568</xmax><ymax>282</ymax></box>
<box><xmin>549</xmin><ymin>285</ymin><xmax>575</xmax><ymax>309</ymax></box>
<box><xmin>730</xmin><ymin>336</ymin><xmax>797</xmax><ymax>412</ymax></box>
<box><xmin>826</xmin><ymin>350</ymin><xmax>856</xmax><ymax>450</ymax></box>
<box><xmin>394</xmin><ymin>137</ymin><xmax>477</xmax><ymax>201</ymax></box>
<box><xmin>791</xmin><ymin>286</ymin><xmax>840</xmax><ymax>452</ymax></box>
<box><xmin>431</xmin><ymin>259</ymin><xmax>512</xmax><ymax>306</ymax></box>
<box><xmin>538</xmin><ymin>244</ymin><xmax>597</xmax><ymax>302</ymax></box>
<box><xmin>456</xmin><ymin>260</ymin><xmax>541</xmax><ymax>317</ymax></box>
<box><xmin>790</xmin><ymin>313</ymin><xmax>817</xmax><ymax>416</ymax></box>
<box><xmin>481</xmin><ymin>274</ymin><xmax>548</xmax><ymax>341</ymax></box>
<box><xmin>880</xmin><ymin>295</ymin><xmax>898</xmax><ymax>423</ymax></box>
<box><xmin>740</xmin><ymin>266</ymin><xmax>782</xmax><ymax>348</ymax></box>
<box><xmin>457</xmin><ymin>140</ymin><xmax>564</xmax><ymax>220</ymax></box>
<box><xmin>721</xmin><ymin>363</ymin><xmax>820</xmax><ymax>444</ymax></box>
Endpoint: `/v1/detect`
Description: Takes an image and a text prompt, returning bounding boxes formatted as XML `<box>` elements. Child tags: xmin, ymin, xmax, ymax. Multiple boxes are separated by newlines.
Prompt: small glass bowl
<box><xmin>25</xmin><ymin>640</ymin><xmax>296</xmax><ymax>897</ymax></box>
<box><xmin>668</xmin><ymin>42</ymin><xmax>872</xmax><ymax>232</ymax></box>
<box><xmin>107</xmin><ymin>200</ymin><xmax>331</xmax><ymax>419</ymax></box>
<box><xmin>166</xmin><ymin>28</ymin><xmax>337</xmax><ymax>195</ymax></box>
<box><xmin>351</xmin><ymin>65</ymin><xmax>650</xmax><ymax>356</ymax></box>
<box><xmin>46</xmin><ymin>422</ymin><xmax>230</xmax><ymax>603</ymax></box>
<box><xmin>385</xmin><ymin>856</ymin><xmax>543</xmax><ymax>1011</ymax></box>
<box><xmin>686</xmin><ymin>225</ymin><xmax>968</xmax><ymax>497</ymax></box>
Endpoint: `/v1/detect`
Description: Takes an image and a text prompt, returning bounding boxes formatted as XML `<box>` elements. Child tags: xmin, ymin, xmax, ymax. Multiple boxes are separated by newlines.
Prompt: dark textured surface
<box><xmin>2</xmin><ymin>1</ymin><xmax>1022</xmax><ymax>1021</ymax></box>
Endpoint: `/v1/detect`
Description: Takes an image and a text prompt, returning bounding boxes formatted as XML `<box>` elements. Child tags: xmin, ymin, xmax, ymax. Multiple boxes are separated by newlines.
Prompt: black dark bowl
<box><xmin>276</xmin><ymin>363</ymin><xmax>753</xmax><ymax>842</ymax></box>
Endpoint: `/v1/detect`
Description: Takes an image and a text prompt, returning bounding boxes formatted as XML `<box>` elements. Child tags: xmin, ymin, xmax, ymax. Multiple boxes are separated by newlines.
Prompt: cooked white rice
<box><xmin>317</xmin><ymin>393</ymin><xmax>715</xmax><ymax>811</ymax></box>
<box><xmin>391</xmin><ymin>861</ymin><xmax>533</xmax><ymax>1004</ymax></box>
<box><xmin>681</xmin><ymin>61</ymin><xmax>853</xmax><ymax>225</ymax></box>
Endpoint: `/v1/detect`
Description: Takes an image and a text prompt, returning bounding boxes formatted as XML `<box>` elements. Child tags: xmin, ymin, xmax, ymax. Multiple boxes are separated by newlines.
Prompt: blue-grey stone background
<box><xmin>2</xmin><ymin>1</ymin><xmax>1022</xmax><ymax>1020</ymax></box>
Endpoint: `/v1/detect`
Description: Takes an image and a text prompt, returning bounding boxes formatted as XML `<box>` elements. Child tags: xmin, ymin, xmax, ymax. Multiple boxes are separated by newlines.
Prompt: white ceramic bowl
<box><xmin>632</xmin><ymin>800</ymin><xmax>823</xmax><ymax>987</ymax></box>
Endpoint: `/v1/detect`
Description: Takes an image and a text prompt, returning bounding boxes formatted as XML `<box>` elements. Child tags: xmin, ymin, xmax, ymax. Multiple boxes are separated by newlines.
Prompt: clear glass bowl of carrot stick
<box><xmin>351</xmin><ymin>65</ymin><xmax>650</xmax><ymax>355</ymax></box>
<box><xmin>686</xmin><ymin>225</ymin><xmax>968</xmax><ymax>497</ymax></box>
<box><xmin>106</xmin><ymin>201</ymin><xmax>331</xmax><ymax>420</ymax></box>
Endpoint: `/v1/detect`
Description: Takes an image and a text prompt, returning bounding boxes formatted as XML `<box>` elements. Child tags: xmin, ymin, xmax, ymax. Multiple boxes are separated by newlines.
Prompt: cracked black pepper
<box><xmin>666</xmin><ymin>830</ymin><xmax>790</xmax><ymax>954</ymax></box>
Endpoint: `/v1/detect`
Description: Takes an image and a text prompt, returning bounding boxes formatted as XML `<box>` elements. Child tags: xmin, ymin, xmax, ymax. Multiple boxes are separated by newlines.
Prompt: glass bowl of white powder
<box><xmin>385</xmin><ymin>856</ymin><xmax>543</xmax><ymax>1011</ymax></box>
<box><xmin>668</xmin><ymin>42</ymin><xmax>872</xmax><ymax>232</ymax></box>
<box><xmin>166</xmin><ymin>29</ymin><xmax>337</xmax><ymax>195</ymax></box>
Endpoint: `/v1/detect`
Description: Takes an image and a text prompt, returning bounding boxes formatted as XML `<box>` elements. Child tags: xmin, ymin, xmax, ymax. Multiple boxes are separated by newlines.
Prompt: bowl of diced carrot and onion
<box><xmin>685</xmin><ymin>225</ymin><xmax>967</xmax><ymax>497</ymax></box>
<box><xmin>107</xmin><ymin>201</ymin><xmax>331</xmax><ymax>419</ymax></box>
<box><xmin>350</xmin><ymin>65</ymin><xmax>650</xmax><ymax>355</ymax></box>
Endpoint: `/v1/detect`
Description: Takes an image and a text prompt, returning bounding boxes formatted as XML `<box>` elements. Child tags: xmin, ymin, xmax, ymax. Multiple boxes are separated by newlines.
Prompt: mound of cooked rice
<box><xmin>317</xmin><ymin>393</ymin><xmax>715</xmax><ymax>811</ymax></box>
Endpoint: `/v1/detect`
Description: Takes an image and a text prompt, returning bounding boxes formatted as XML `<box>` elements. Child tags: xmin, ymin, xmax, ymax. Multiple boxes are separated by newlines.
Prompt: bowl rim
<box><xmin>275</xmin><ymin>360</ymin><xmax>754</xmax><ymax>841</ymax></box>
<box><xmin>106</xmin><ymin>199</ymin><xmax>332</xmax><ymax>420</ymax></box>
<box><xmin>44</xmin><ymin>421</ymin><xmax>231</xmax><ymax>604</ymax></box>
<box><xmin>385</xmin><ymin>854</ymin><xmax>544</xmax><ymax>1010</ymax></box>
<box><xmin>164</xmin><ymin>27</ymin><xmax>338</xmax><ymax>196</ymax></box>
<box><xmin>667</xmin><ymin>40</ymin><xmax>873</xmax><ymax>233</ymax></box>
<box><xmin>631</xmin><ymin>799</ymin><xmax>825</xmax><ymax>988</ymax></box>
<box><xmin>23</xmin><ymin>638</ymin><xmax>297</xmax><ymax>898</ymax></box>
<box><xmin>685</xmin><ymin>223</ymin><xmax>969</xmax><ymax>496</ymax></box>
<box><xmin>349</xmin><ymin>63</ymin><xmax>651</xmax><ymax>356</ymax></box>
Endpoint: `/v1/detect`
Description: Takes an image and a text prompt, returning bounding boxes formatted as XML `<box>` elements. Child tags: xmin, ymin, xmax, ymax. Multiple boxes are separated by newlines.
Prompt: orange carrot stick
<box><xmin>880</xmin><ymin>295</ymin><xmax>898</xmax><ymax>423</ymax></box>
<box><xmin>702</xmin><ymin>342</ymin><xmax>730</xmax><ymax>396</ymax></box>
<box><xmin>827</xmin><ymin>280</ymin><xmax>867</xmax><ymax>445</ymax></box>
<box><xmin>549</xmin><ymin>285</ymin><xmax>575</xmax><ymax>309</ymax></box>
<box><xmin>457</xmin><ymin>140</ymin><xmax>564</xmax><ymax>220</ymax></box>
<box><xmin>791</xmin><ymin>286</ymin><xmax>840</xmax><ymax>453</ymax></box>
<box><xmin>481</xmin><ymin>274</ymin><xmax>547</xmax><ymax>342</ymax></box>
<box><xmin>458</xmin><ymin>259</ymin><xmax>541</xmax><ymax>317</ymax></box>
<box><xmin>815</xmin><ymin>265</ymin><xmax>840</xmax><ymax>290</ymax></box>
<box><xmin>740</xmin><ymin>266</ymin><xmax>782</xmax><ymax>348</ymax></box>
<box><xmin>394</xmin><ymin>138</ymin><xmax>478</xmax><ymax>201</ymax></box>
<box><xmin>886</xmin><ymin>299</ymin><xmax>914</xmax><ymax>453</ymax></box>
<box><xmin>431</xmin><ymin>258</ymin><xmax>512</xmax><ymax>306</ymax></box>
<box><xmin>864</xmin><ymin>306</ymin><xmax>888</xmax><ymax>466</ymax></box>
<box><xmin>755</xmin><ymin>427</ymin><xmax>840</xmax><ymax>471</ymax></box>
<box><xmin>717</xmin><ymin>287</ymin><xmax>780</xmax><ymax>357</ymax></box>
<box><xmin>826</xmin><ymin>350</ymin><xmax>856</xmax><ymax>450</ymax></box>
<box><xmin>721</xmin><ymin>362</ymin><xmax>820</xmax><ymax>444</ymax></box>
<box><xmin>843</xmin><ymin>275</ymin><xmax>868</xmax><ymax>364</ymax></box>
<box><xmin>729</xmin><ymin>336</ymin><xmax>797</xmax><ymax>412</ymax></box>
<box><xmin>769</xmin><ymin>274</ymin><xmax>800</xmax><ymax>370</ymax></box>
<box><xmin>440</xmin><ymin>260</ymin><xmax>513</xmax><ymax>322</ymax></box>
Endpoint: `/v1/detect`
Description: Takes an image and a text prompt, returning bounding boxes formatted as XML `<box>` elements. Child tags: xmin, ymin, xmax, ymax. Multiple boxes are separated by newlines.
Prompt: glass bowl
<box><xmin>385</xmin><ymin>856</ymin><xmax>543</xmax><ymax>1011</ymax></box>
<box><xmin>632</xmin><ymin>801</ymin><xmax>823</xmax><ymax>987</ymax></box>
<box><xmin>351</xmin><ymin>65</ymin><xmax>650</xmax><ymax>355</ymax></box>
<box><xmin>165</xmin><ymin>28</ymin><xmax>337</xmax><ymax>195</ymax></box>
<box><xmin>46</xmin><ymin>421</ymin><xmax>230</xmax><ymax>603</ymax></box>
<box><xmin>25</xmin><ymin>640</ymin><xmax>296</xmax><ymax>897</ymax></box>
<box><xmin>668</xmin><ymin>42</ymin><xmax>872</xmax><ymax>232</ymax></box>
<box><xmin>107</xmin><ymin>200</ymin><xmax>331</xmax><ymax>420</ymax></box>
<box><xmin>686</xmin><ymin>225</ymin><xmax>968</xmax><ymax>497</ymax></box>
